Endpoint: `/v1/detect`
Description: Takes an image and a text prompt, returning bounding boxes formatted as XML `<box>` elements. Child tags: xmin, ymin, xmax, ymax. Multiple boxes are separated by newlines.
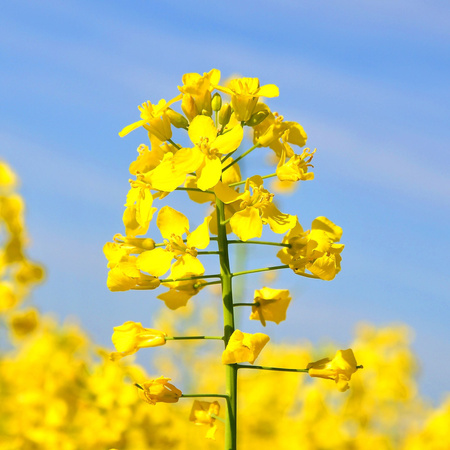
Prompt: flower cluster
<box><xmin>0</xmin><ymin>161</ymin><xmax>44</xmax><ymax>336</ymax></box>
<box><xmin>104</xmin><ymin>69</ymin><xmax>356</xmax><ymax>445</ymax></box>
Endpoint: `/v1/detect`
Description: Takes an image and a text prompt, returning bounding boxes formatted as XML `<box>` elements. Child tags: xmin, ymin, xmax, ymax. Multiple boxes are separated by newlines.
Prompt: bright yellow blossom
<box><xmin>189</xmin><ymin>400</ymin><xmax>221</xmax><ymax>439</ymax></box>
<box><xmin>136</xmin><ymin>206</ymin><xmax>210</xmax><ymax>278</ymax></box>
<box><xmin>110</xmin><ymin>321</ymin><xmax>166</xmax><ymax>360</ymax></box>
<box><xmin>252</xmin><ymin>104</ymin><xmax>308</xmax><ymax>158</ymax></box>
<box><xmin>217</xmin><ymin>77</ymin><xmax>279</xmax><ymax>121</ymax></box>
<box><xmin>249</xmin><ymin>287</ymin><xmax>291</xmax><ymax>326</ymax></box>
<box><xmin>104</xmin><ymin>252</ymin><xmax>160</xmax><ymax>292</ymax></box>
<box><xmin>178</xmin><ymin>69</ymin><xmax>221</xmax><ymax>119</ymax></box>
<box><xmin>277</xmin><ymin>216</ymin><xmax>344</xmax><ymax>280</ymax></box>
<box><xmin>139</xmin><ymin>376</ymin><xmax>182</xmax><ymax>405</ymax></box>
<box><xmin>307</xmin><ymin>348</ymin><xmax>360</xmax><ymax>392</ymax></box>
<box><xmin>179</xmin><ymin>115</ymin><xmax>244</xmax><ymax>191</ymax></box>
<box><xmin>222</xmin><ymin>330</ymin><xmax>270</xmax><ymax>364</ymax></box>
<box><xmin>118</xmin><ymin>96</ymin><xmax>182</xmax><ymax>141</ymax></box>
<box><xmin>276</xmin><ymin>147</ymin><xmax>315</xmax><ymax>182</ymax></box>
<box><xmin>158</xmin><ymin>278</ymin><xmax>205</xmax><ymax>310</ymax></box>
<box><xmin>214</xmin><ymin>175</ymin><xmax>297</xmax><ymax>241</ymax></box>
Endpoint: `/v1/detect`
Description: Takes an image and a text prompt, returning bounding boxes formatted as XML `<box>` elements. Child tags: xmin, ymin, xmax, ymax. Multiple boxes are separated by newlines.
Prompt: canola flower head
<box><xmin>110</xmin><ymin>321</ymin><xmax>166</xmax><ymax>360</ymax></box>
<box><xmin>249</xmin><ymin>287</ymin><xmax>291</xmax><ymax>326</ymax></box>
<box><xmin>222</xmin><ymin>330</ymin><xmax>270</xmax><ymax>364</ymax></box>
<box><xmin>139</xmin><ymin>376</ymin><xmax>182</xmax><ymax>405</ymax></box>
<box><xmin>307</xmin><ymin>348</ymin><xmax>360</xmax><ymax>392</ymax></box>
<box><xmin>189</xmin><ymin>400</ymin><xmax>221</xmax><ymax>440</ymax></box>
<box><xmin>217</xmin><ymin>77</ymin><xmax>279</xmax><ymax>121</ymax></box>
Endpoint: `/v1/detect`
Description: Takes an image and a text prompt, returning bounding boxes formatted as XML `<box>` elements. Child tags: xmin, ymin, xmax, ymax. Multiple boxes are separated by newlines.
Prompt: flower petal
<box><xmin>230</xmin><ymin>207</ymin><xmax>262</xmax><ymax>241</ymax></box>
<box><xmin>188</xmin><ymin>115</ymin><xmax>217</xmax><ymax>145</ymax></box>
<box><xmin>137</xmin><ymin>248</ymin><xmax>173</xmax><ymax>277</ymax></box>
<box><xmin>187</xmin><ymin>217</ymin><xmax>212</xmax><ymax>249</ymax></box>
<box><xmin>255</xmin><ymin>84</ymin><xmax>279</xmax><ymax>98</ymax></box>
<box><xmin>212</xmin><ymin>124</ymin><xmax>244</xmax><ymax>155</ymax></box>
<box><xmin>197</xmin><ymin>155</ymin><xmax>222</xmax><ymax>191</ymax></box>
<box><xmin>157</xmin><ymin>206</ymin><xmax>190</xmax><ymax>239</ymax></box>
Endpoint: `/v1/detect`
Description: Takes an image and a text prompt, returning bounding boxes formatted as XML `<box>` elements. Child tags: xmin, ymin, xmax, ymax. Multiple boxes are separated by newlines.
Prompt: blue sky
<box><xmin>1</xmin><ymin>0</ymin><xmax>449</xmax><ymax>402</ymax></box>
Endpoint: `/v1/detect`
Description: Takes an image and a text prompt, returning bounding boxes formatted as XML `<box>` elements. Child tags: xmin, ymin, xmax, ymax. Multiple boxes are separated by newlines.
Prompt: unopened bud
<box><xmin>245</xmin><ymin>110</ymin><xmax>269</xmax><ymax>127</ymax></box>
<box><xmin>219</xmin><ymin>103</ymin><xmax>232</xmax><ymax>126</ymax></box>
<box><xmin>211</xmin><ymin>93</ymin><xmax>222</xmax><ymax>112</ymax></box>
<box><xmin>166</xmin><ymin>108</ymin><xmax>189</xmax><ymax>129</ymax></box>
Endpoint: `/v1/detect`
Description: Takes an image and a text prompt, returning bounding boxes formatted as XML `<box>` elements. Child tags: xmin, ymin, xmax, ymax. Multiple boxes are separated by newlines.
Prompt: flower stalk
<box><xmin>216</xmin><ymin>197</ymin><xmax>237</xmax><ymax>450</ymax></box>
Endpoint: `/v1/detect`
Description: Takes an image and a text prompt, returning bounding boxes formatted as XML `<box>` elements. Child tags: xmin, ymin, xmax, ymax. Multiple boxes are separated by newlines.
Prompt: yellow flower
<box><xmin>214</xmin><ymin>176</ymin><xmax>297</xmax><ymax>241</ymax></box>
<box><xmin>178</xmin><ymin>69</ymin><xmax>221</xmax><ymax>119</ymax></box>
<box><xmin>0</xmin><ymin>282</ymin><xmax>19</xmax><ymax>312</ymax></box>
<box><xmin>0</xmin><ymin>161</ymin><xmax>17</xmax><ymax>188</ymax></box>
<box><xmin>139</xmin><ymin>376</ymin><xmax>182</xmax><ymax>405</ymax></box>
<box><xmin>252</xmin><ymin>104</ymin><xmax>307</xmax><ymax>158</ymax></box>
<box><xmin>122</xmin><ymin>185</ymin><xmax>157</xmax><ymax>237</ymax></box>
<box><xmin>104</xmin><ymin>252</ymin><xmax>160</xmax><ymax>292</ymax></box>
<box><xmin>276</xmin><ymin>147</ymin><xmax>315</xmax><ymax>182</ymax></box>
<box><xmin>189</xmin><ymin>400</ymin><xmax>221</xmax><ymax>440</ymax></box>
<box><xmin>110</xmin><ymin>321</ymin><xmax>166</xmax><ymax>360</ymax></box>
<box><xmin>249</xmin><ymin>287</ymin><xmax>291</xmax><ymax>326</ymax></box>
<box><xmin>158</xmin><ymin>278</ymin><xmax>205</xmax><ymax>310</ymax></box>
<box><xmin>9</xmin><ymin>308</ymin><xmax>39</xmax><ymax>338</ymax></box>
<box><xmin>178</xmin><ymin>115</ymin><xmax>244</xmax><ymax>191</ymax></box>
<box><xmin>136</xmin><ymin>206</ymin><xmax>210</xmax><ymax>278</ymax></box>
<box><xmin>307</xmin><ymin>348</ymin><xmax>360</xmax><ymax>392</ymax></box>
<box><xmin>118</xmin><ymin>96</ymin><xmax>181</xmax><ymax>141</ymax></box>
<box><xmin>217</xmin><ymin>77</ymin><xmax>279</xmax><ymax>121</ymax></box>
<box><xmin>222</xmin><ymin>330</ymin><xmax>270</xmax><ymax>364</ymax></box>
<box><xmin>277</xmin><ymin>217</ymin><xmax>344</xmax><ymax>280</ymax></box>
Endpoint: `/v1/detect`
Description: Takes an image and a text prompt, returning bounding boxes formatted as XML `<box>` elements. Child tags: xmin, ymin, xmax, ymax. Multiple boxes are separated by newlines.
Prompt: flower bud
<box><xmin>166</xmin><ymin>108</ymin><xmax>189</xmax><ymax>129</ymax></box>
<box><xmin>219</xmin><ymin>103</ymin><xmax>232</xmax><ymax>126</ymax></box>
<box><xmin>211</xmin><ymin>93</ymin><xmax>222</xmax><ymax>112</ymax></box>
<box><xmin>245</xmin><ymin>109</ymin><xmax>269</xmax><ymax>127</ymax></box>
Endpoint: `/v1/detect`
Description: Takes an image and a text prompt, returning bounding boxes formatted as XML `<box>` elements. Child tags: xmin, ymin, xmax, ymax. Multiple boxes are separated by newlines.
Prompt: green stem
<box><xmin>223</xmin><ymin>143</ymin><xmax>261</xmax><ymax>172</ymax></box>
<box><xmin>168</xmin><ymin>138</ymin><xmax>181</xmax><ymax>149</ymax></box>
<box><xmin>165</xmin><ymin>336</ymin><xmax>224</xmax><ymax>341</ymax></box>
<box><xmin>197</xmin><ymin>251</ymin><xmax>220</xmax><ymax>255</ymax></box>
<box><xmin>236</xmin><ymin>364</ymin><xmax>309</xmax><ymax>373</ymax></box>
<box><xmin>233</xmin><ymin>302</ymin><xmax>258</xmax><ymax>307</ymax></box>
<box><xmin>228</xmin><ymin>172</ymin><xmax>277</xmax><ymax>187</ymax></box>
<box><xmin>231</xmin><ymin>265</ymin><xmax>290</xmax><ymax>277</ymax></box>
<box><xmin>227</xmin><ymin>240</ymin><xmax>291</xmax><ymax>248</ymax></box>
<box><xmin>181</xmin><ymin>394</ymin><xmax>229</xmax><ymax>399</ymax></box>
<box><xmin>175</xmin><ymin>187</ymin><xmax>214</xmax><ymax>194</ymax></box>
<box><xmin>194</xmin><ymin>280</ymin><xmax>222</xmax><ymax>289</ymax></box>
<box><xmin>211</xmin><ymin>414</ymin><xmax>226</xmax><ymax>424</ymax></box>
<box><xmin>232</xmin><ymin>265</ymin><xmax>320</xmax><ymax>279</ymax></box>
<box><xmin>216</xmin><ymin>197</ymin><xmax>237</xmax><ymax>450</ymax></box>
<box><xmin>160</xmin><ymin>274</ymin><xmax>221</xmax><ymax>283</ymax></box>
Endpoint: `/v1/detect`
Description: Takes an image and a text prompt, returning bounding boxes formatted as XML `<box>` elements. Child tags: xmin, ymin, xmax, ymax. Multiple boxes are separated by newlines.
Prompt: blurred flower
<box><xmin>110</xmin><ymin>321</ymin><xmax>166</xmax><ymax>360</ymax></box>
<box><xmin>189</xmin><ymin>400</ymin><xmax>221</xmax><ymax>439</ymax></box>
<box><xmin>9</xmin><ymin>308</ymin><xmax>39</xmax><ymax>338</ymax></box>
<box><xmin>307</xmin><ymin>348</ymin><xmax>360</xmax><ymax>392</ymax></box>
<box><xmin>222</xmin><ymin>330</ymin><xmax>270</xmax><ymax>364</ymax></box>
